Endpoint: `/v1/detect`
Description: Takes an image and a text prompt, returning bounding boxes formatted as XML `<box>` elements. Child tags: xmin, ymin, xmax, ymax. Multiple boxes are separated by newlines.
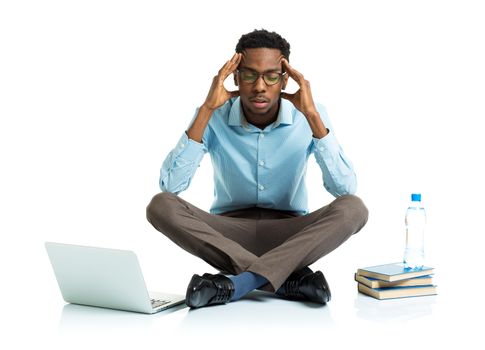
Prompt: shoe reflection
<box><xmin>179</xmin><ymin>290</ymin><xmax>335</xmax><ymax>331</ymax></box>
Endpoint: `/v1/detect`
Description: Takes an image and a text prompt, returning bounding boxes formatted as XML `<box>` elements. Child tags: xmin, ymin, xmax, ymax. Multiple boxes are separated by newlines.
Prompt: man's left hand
<box><xmin>280</xmin><ymin>58</ymin><xmax>319</xmax><ymax>119</ymax></box>
<box><xmin>280</xmin><ymin>58</ymin><xmax>328</xmax><ymax>138</ymax></box>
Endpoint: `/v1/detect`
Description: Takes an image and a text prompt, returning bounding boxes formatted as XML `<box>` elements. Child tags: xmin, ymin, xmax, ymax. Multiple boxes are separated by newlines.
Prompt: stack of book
<box><xmin>355</xmin><ymin>262</ymin><xmax>437</xmax><ymax>300</ymax></box>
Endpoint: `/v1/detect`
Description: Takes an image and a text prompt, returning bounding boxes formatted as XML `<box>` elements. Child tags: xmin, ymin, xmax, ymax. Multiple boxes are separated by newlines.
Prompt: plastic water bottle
<box><xmin>403</xmin><ymin>193</ymin><xmax>426</xmax><ymax>270</ymax></box>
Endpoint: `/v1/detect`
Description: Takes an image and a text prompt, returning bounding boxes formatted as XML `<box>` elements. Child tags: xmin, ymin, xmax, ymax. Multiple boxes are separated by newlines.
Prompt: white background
<box><xmin>1</xmin><ymin>0</ymin><xmax>484</xmax><ymax>348</ymax></box>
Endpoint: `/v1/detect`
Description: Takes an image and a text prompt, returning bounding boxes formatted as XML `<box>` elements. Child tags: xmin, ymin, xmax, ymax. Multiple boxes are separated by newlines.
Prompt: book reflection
<box><xmin>354</xmin><ymin>293</ymin><xmax>437</xmax><ymax>322</ymax></box>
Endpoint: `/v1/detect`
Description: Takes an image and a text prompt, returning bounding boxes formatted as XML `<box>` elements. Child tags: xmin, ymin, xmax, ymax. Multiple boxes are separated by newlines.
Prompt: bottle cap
<box><xmin>411</xmin><ymin>193</ymin><xmax>421</xmax><ymax>202</ymax></box>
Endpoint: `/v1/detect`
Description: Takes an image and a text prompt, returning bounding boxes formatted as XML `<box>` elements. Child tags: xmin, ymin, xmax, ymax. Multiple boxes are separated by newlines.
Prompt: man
<box><xmin>146</xmin><ymin>29</ymin><xmax>368</xmax><ymax>309</ymax></box>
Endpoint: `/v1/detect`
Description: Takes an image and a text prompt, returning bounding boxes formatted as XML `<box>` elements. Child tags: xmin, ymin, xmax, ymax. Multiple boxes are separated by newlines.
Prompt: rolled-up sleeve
<box><xmin>311</xmin><ymin>104</ymin><xmax>357</xmax><ymax>197</ymax></box>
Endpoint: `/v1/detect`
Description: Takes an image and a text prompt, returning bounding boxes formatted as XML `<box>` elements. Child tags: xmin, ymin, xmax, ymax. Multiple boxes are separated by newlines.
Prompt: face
<box><xmin>233</xmin><ymin>48</ymin><xmax>289</xmax><ymax>120</ymax></box>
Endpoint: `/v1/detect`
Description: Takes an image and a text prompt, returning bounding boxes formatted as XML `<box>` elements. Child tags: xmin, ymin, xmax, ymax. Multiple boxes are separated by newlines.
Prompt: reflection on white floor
<box><xmin>9</xmin><ymin>265</ymin><xmax>482</xmax><ymax>350</ymax></box>
<box><xmin>59</xmin><ymin>302</ymin><xmax>187</xmax><ymax>332</ymax></box>
<box><xmin>354</xmin><ymin>293</ymin><xmax>437</xmax><ymax>323</ymax></box>
<box><xmin>58</xmin><ymin>290</ymin><xmax>337</xmax><ymax>334</ymax></box>
<box><xmin>177</xmin><ymin>290</ymin><xmax>336</xmax><ymax>331</ymax></box>
<box><xmin>59</xmin><ymin>290</ymin><xmax>438</xmax><ymax>334</ymax></box>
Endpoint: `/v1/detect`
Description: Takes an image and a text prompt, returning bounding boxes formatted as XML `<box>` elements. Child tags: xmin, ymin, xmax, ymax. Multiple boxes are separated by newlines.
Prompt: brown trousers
<box><xmin>146</xmin><ymin>192</ymin><xmax>368</xmax><ymax>292</ymax></box>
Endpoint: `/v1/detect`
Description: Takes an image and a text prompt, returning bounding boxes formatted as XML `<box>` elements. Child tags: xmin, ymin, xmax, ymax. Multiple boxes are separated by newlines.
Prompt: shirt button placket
<box><xmin>257</xmin><ymin>131</ymin><xmax>266</xmax><ymax>199</ymax></box>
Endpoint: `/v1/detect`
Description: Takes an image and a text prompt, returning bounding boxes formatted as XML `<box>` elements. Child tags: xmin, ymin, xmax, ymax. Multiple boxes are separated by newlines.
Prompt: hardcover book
<box><xmin>356</xmin><ymin>262</ymin><xmax>434</xmax><ymax>282</ymax></box>
<box><xmin>357</xmin><ymin>283</ymin><xmax>437</xmax><ymax>300</ymax></box>
<box><xmin>354</xmin><ymin>273</ymin><xmax>434</xmax><ymax>289</ymax></box>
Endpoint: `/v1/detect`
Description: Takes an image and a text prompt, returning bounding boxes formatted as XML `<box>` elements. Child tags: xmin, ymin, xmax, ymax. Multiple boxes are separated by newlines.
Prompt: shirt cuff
<box><xmin>173</xmin><ymin>131</ymin><xmax>206</xmax><ymax>163</ymax></box>
<box><xmin>312</xmin><ymin>129</ymin><xmax>340</xmax><ymax>155</ymax></box>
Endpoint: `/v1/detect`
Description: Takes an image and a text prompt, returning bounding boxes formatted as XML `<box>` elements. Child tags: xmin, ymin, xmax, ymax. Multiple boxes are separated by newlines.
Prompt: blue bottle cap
<box><xmin>411</xmin><ymin>193</ymin><xmax>421</xmax><ymax>201</ymax></box>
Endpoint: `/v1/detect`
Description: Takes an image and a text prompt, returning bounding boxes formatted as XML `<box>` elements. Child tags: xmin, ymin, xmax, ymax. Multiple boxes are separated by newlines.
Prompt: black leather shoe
<box><xmin>185</xmin><ymin>273</ymin><xmax>235</xmax><ymax>308</ymax></box>
<box><xmin>276</xmin><ymin>270</ymin><xmax>331</xmax><ymax>304</ymax></box>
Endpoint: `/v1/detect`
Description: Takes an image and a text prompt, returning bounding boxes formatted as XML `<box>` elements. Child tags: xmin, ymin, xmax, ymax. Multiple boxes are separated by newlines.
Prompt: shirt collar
<box><xmin>228</xmin><ymin>97</ymin><xmax>294</xmax><ymax>129</ymax></box>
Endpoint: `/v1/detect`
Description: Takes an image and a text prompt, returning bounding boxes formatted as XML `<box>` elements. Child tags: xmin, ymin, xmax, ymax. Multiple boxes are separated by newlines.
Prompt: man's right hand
<box><xmin>203</xmin><ymin>53</ymin><xmax>242</xmax><ymax>111</ymax></box>
<box><xmin>187</xmin><ymin>53</ymin><xmax>241</xmax><ymax>143</ymax></box>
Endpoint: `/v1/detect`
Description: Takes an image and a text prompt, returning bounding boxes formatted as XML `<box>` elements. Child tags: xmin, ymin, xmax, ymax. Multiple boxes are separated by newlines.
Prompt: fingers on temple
<box><xmin>282</xmin><ymin>59</ymin><xmax>304</xmax><ymax>83</ymax></box>
<box><xmin>220</xmin><ymin>53</ymin><xmax>241</xmax><ymax>78</ymax></box>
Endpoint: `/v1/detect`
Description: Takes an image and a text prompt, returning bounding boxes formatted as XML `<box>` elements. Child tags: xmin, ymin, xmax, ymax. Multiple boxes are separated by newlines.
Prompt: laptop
<box><xmin>45</xmin><ymin>242</ymin><xmax>187</xmax><ymax>314</ymax></box>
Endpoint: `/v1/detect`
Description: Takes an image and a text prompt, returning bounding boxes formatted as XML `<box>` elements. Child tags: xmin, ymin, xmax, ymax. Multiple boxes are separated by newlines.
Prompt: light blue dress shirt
<box><xmin>159</xmin><ymin>97</ymin><xmax>356</xmax><ymax>215</ymax></box>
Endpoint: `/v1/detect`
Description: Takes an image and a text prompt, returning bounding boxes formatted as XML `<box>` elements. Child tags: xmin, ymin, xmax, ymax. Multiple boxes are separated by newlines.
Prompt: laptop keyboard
<box><xmin>151</xmin><ymin>298</ymin><xmax>171</xmax><ymax>308</ymax></box>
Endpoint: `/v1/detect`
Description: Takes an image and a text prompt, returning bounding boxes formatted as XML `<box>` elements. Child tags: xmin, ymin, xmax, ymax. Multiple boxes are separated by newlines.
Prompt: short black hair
<box><xmin>235</xmin><ymin>29</ymin><xmax>291</xmax><ymax>61</ymax></box>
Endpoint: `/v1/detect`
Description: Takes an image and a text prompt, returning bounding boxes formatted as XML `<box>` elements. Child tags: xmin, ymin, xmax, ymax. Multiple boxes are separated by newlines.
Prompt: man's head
<box><xmin>234</xmin><ymin>29</ymin><xmax>290</xmax><ymax>121</ymax></box>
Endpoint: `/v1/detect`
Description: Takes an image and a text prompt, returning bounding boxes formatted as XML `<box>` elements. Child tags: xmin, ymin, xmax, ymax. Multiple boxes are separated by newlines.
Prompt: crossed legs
<box><xmin>146</xmin><ymin>192</ymin><xmax>368</xmax><ymax>293</ymax></box>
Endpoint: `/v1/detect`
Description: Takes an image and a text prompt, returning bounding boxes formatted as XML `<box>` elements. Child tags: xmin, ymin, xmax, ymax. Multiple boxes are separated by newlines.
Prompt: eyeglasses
<box><xmin>237</xmin><ymin>68</ymin><xmax>286</xmax><ymax>86</ymax></box>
